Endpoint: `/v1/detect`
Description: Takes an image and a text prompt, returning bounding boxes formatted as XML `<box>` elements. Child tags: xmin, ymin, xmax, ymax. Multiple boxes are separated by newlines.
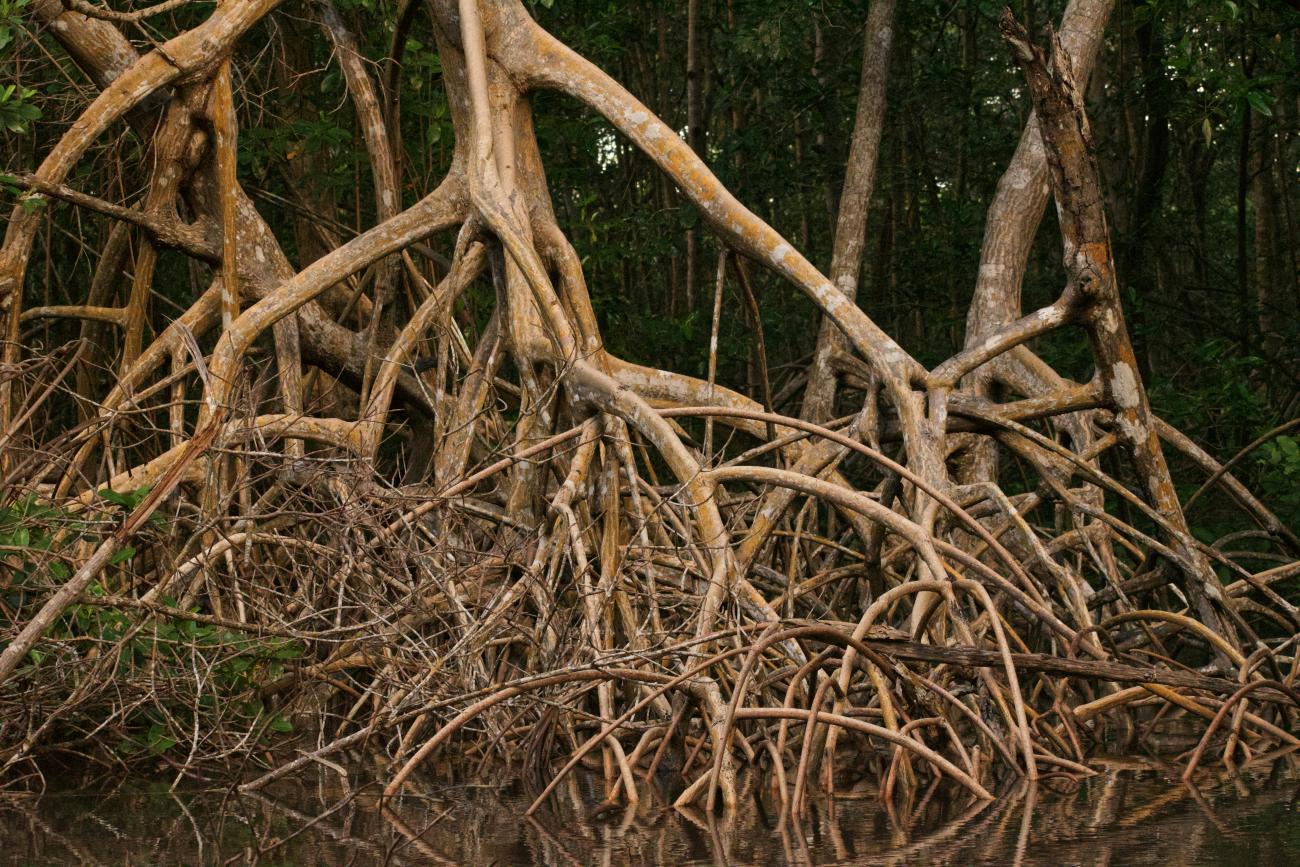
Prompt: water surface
<box><xmin>2</xmin><ymin>753</ymin><xmax>1297</xmax><ymax>865</ymax></box>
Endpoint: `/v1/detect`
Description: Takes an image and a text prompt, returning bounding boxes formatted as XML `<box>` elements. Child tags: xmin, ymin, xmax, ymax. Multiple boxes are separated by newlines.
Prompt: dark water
<box><xmin>2</xmin><ymin>754</ymin><xmax>1298</xmax><ymax>865</ymax></box>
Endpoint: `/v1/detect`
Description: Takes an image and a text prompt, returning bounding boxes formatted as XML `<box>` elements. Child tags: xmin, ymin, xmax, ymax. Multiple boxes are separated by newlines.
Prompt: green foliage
<box><xmin>2</xmin><ymin>492</ymin><xmax>299</xmax><ymax>757</ymax></box>
<box><xmin>97</xmin><ymin>608</ymin><xmax>303</xmax><ymax>757</ymax></box>
<box><xmin>1260</xmin><ymin>435</ymin><xmax>1300</xmax><ymax>476</ymax></box>
<box><xmin>1</xmin><ymin>487</ymin><xmax>156</xmax><ymax>633</ymax></box>
<box><xmin>0</xmin><ymin>84</ymin><xmax>40</xmax><ymax>133</ymax></box>
<box><xmin>1148</xmin><ymin>339</ymin><xmax>1272</xmax><ymax>445</ymax></box>
<box><xmin>1258</xmin><ymin>435</ymin><xmax>1300</xmax><ymax>518</ymax></box>
<box><xmin>1</xmin><ymin>495</ymin><xmax>77</xmax><ymax>594</ymax></box>
<box><xmin>0</xmin><ymin>0</ymin><xmax>38</xmax><ymax>132</ymax></box>
<box><xmin>0</xmin><ymin>0</ymin><xmax>28</xmax><ymax>52</ymax></box>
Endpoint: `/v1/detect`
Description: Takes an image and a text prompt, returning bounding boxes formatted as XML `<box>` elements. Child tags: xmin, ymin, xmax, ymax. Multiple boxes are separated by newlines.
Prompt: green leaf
<box><xmin>98</xmin><ymin>488</ymin><xmax>132</xmax><ymax>507</ymax></box>
<box><xmin>1245</xmin><ymin>90</ymin><xmax>1272</xmax><ymax>117</ymax></box>
<box><xmin>109</xmin><ymin>545</ymin><xmax>136</xmax><ymax>565</ymax></box>
<box><xmin>146</xmin><ymin>723</ymin><xmax>176</xmax><ymax>755</ymax></box>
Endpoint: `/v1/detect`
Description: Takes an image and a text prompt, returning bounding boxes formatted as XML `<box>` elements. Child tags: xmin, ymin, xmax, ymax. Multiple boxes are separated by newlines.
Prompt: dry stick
<box><xmin>705</xmin><ymin>623</ymin><xmax>899</xmax><ymax>813</ymax></box>
<box><xmin>733</xmin><ymin>708</ymin><xmax>992</xmax><ymax>800</ymax></box>
<box><xmin>828</xmin><ymin>580</ymin><xmax>984</xmax><ymax>785</ymax></box>
<box><xmin>952</xmin><ymin>403</ymin><xmax>1201</xmax><ymax>572</ymax></box>
<box><xmin>22</xmin><ymin>0</ymin><xmax>1289</xmax><ymax>795</ymax></box>
<box><xmin>1</xmin><ymin>0</ymin><xmax>282</xmax><ymax>472</ymax></box>
<box><xmin>791</xmin><ymin>674</ymin><xmax>839</xmax><ymax>815</ymax></box>
<box><xmin>1097</xmin><ymin>610</ymin><xmax>1247</xmax><ymax>670</ymax></box>
<box><xmin>262</xmin><ymin>577</ymin><xmax>759</xmax><ymax>764</ymax></box>
<box><xmin>662</xmin><ymin>405</ymin><xmax>1069</xmax><ymax>634</ymax></box>
<box><xmin>952</xmin><ymin>578</ymin><xmax>1038</xmax><ymax>781</ymax></box>
<box><xmin>67</xmin><ymin>0</ymin><xmax>199</xmax><ymax>23</ymax></box>
<box><xmin>730</xmin><ymin>255</ymin><xmax>776</xmax><ymax>441</ymax></box>
<box><xmin>568</xmin><ymin>362</ymin><xmax>781</xmax><ymax>635</ymax></box>
<box><xmin>928</xmin><ymin>300</ymin><xmax>1075</xmax><ymax>389</ymax></box>
<box><xmin>358</xmin><ymin>243</ymin><xmax>486</xmax><ymax>457</ymax></box>
<box><xmin>200</xmin><ymin>176</ymin><xmax>464</xmax><ymax>427</ymax></box>
<box><xmin>520</xmin><ymin>642</ymin><xmax>764</xmax><ymax>816</ymax></box>
<box><xmin>1072</xmin><ymin>681</ymin><xmax>1300</xmax><ymax>748</ymax></box>
<box><xmin>204</xmin><ymin>36</ymin><xmax>245</xmax><ymax>600</ymax></box>
<box><xmin>375</xmin><ymin>423</ymin><xmax>587</xmax><ymax>541</ymax></box>
<box><xmin>958</xmin><ymin>0</ymin><xmax>1115</xmax><ymax>486</ymax></box>
<box><xmin>20</xmin><ymin>305</ymin><xmax>126</xmax><ymax>325</ymax></box>
<box><xmin>0</xmin><ymin>409</ymin><xmax>224</xmax><ymax>686</ymax></box>
<box><xmin>548</xmin><ymin>27</ymin><xmax>936</xmax><ymax>563</ymax></box>
<box><xmin>1</xmin><ymin>0</ymin><xmax>284</xmax><ymax>312</ymax></box>
<box><xmin>384</xmin><ymin>665</ymin><xmax>677</xmax><ymax>798</ymax></box>
<box><xmin>570</xmin><ymin>371</ymin><xmax>783</xmax><ymax>804</ymax></box>
<box><xmin>5</xmin><ymin>173</ymin><xmax>214</xmax><ymax>259</ymax></box>
<box><xmin>214</xmin><ymin>53</ymin><xmax>240</xmax><ymax>331</ymax></box>
<box><xmin>703</xmin><ymin>250</ymin><xmax>726</xmax><ymax>464</ymax></box>
<box><xmin>318</xmin><ymin>0</ymin><xmax>402</xmax><ymax>399</ymax></box>
<box><xmin>1181</xmin><ymin>679</ymin><xmax>1296</xmax><ymax>782</ymax></box>
<box><xmin>1149</xmin><ymin>685</ymin><xmax>1299</xmax><ymax>748</ymax></box>
<box><xmin>518</xmin><ymin>23</ymin><xmax>960</xmax><ymax>525</ymax></box>
<box><xmin>1155</xmin><ymin>418</ymin><xmax>1300</xmax><ymax>552</ymax></box>
<box><xmin>522</xmin><ymin>25</ymin><xmax>919</xmax><ymax>382</ymax></box>
<box><xmin>75</xmin><ymin>593</ymin><xmax>342</xmax><ymax>640</ymax></box>
<box><xmin>910</xmin><ymin>670</ymin><xmax>1021</xmax><ymax>772</ymax></box>
<box><xmin>0</xmin><ymin>343</ymin><xmax>83</xmax><ymax>456</ymax></box>
<box><xmin>732</xmin><ymin>468</ymin><xmax>1073</xmax><ymax>665</ymax></box>
<box><xmin>123</xmin><ymin>100</ymin><xmax>195</xmax><ymax>368</ymax></box>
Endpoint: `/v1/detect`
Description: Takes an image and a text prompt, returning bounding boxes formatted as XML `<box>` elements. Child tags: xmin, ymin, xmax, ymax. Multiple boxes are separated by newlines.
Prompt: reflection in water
<box><xmin>1</xmin><ymin>753</ymin><xmax>1297</xmax><ymax>865</ymax></box>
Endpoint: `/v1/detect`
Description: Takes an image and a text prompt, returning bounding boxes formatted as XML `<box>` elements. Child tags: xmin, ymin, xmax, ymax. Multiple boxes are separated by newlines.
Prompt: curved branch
<box><xmin>514</xmin><ymin>22</ymin><xmax>927</xmax><ymax>405</ymax></box>
<box><xmin>202</xmin><ymin>174</ymin><xmax>466</xmax><ymax>420</ymax></box>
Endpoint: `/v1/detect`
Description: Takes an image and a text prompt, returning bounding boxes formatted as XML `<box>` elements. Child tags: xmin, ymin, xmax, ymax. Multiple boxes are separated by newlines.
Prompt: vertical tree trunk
<box><xmin>684</xmin><ymin>0</ymin><xmax>702</xmax><ymax>311</ymax></box>
<box><xmin>1251</xmin><ymin>106</ymin><xmax>1280</xmax><ymax>351</ymax></box>
<box><xmin>800</xmin><ymin>0</ymin><xmax>896</xmax><ymax>425</ymax></box>
<box><xmin>957</xmin><ymin>0</ymin><xmax>1115</xmax><ymax>485</ymax></box>
<box><xmin>1236</xmin><ymin>97</ymin><xmax>1253</xmax><ymax>344</ymax></box>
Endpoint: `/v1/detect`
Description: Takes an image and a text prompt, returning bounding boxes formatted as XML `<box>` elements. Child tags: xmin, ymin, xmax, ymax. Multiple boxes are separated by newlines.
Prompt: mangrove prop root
<box><xmin>0</xmin><ymin>0</ymin><xmax>1294</xmax><ymax>809</ymax></box>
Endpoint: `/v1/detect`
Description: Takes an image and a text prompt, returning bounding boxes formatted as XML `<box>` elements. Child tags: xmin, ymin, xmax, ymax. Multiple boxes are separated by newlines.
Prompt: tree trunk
<box><xmin>801</xmin><ymin>0</ymin><xmax>896</xmax><ymax>426</ymax></box>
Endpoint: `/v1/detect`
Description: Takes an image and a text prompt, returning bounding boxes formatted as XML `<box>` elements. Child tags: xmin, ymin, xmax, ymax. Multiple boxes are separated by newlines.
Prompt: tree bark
<box><xmin>801</xmin><ymin>0</ymin><xmax>896</xmax><ymax>426</ymax></box>
<box><xmin>958</xmin><ymin>0</ymin><xmax>1116</xmax><ymax>484</ymax></box>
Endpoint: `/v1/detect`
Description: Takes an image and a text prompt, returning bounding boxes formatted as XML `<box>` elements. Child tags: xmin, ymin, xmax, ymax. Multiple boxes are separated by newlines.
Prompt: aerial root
<box><xmin>0</xmin><ymin>0</ymin><xmax>1295</xmax><ymax>811</ymax></box>
<box><xmin>5</xmin><ymin>355</ymin><xmax>1296</xmax><ymax>807</ymax></box>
